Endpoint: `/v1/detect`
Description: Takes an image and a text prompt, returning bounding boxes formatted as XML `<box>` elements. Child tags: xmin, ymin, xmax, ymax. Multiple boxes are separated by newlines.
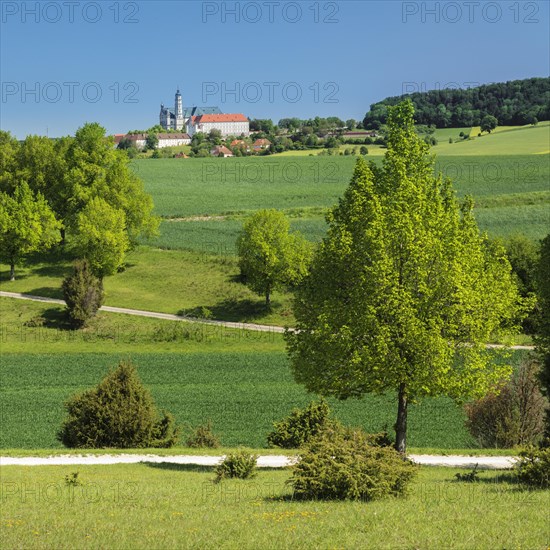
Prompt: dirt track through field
<box><xmin>0</xmin><ymin>292</ymin><xmax>536</xmax><ymax>349</ymax></box>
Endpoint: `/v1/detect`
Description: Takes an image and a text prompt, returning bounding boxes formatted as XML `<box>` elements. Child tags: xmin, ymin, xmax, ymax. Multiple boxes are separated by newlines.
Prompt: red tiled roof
<box><xmin>211</xmin><ymin>146</ymin><xmax>233</xmax><ymax>155</ymax></box>
<box><xmin>195</xmin><ymin>114</ymin><xmax>248</xmax><ymax>123</ymax></box>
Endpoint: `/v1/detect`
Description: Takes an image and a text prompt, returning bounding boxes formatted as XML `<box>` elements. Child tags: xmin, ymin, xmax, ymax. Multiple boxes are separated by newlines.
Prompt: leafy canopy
<box><xmin>237</xmin><ymin>209</ymin><xmax>312</xmax><ymax>305</ymax></box>
<box><xmin>73</xmin><ymin>196</ymin><xmax>130</xmax><ymax>278</ymax></box>
<box><xmin>0</xmin><ymin>181</ymin><xmax>60</xmax><ymax>278</ymax></box>
<box><xmin>286</xmin><ymin>100</ymin><xmax>521</xmax><ymax>417</ymax></box>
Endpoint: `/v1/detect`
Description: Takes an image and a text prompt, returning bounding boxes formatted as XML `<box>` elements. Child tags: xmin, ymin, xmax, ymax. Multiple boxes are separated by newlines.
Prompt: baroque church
<box><xmin>159</xmin><ymin>89</ymin><xmax>250</xmax><ymax>137</ymax></box>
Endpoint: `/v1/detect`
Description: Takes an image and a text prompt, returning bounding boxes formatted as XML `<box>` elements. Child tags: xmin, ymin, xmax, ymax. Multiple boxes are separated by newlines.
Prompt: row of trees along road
<box><xmin>0</xmin><ymin>123</ymin><xmax>159</xmax><ymax>280</ymax></box>
<box><xmin>285</xmin><ymin>100</ymin><xmax>523</xmax><ymax>453</ymax></box>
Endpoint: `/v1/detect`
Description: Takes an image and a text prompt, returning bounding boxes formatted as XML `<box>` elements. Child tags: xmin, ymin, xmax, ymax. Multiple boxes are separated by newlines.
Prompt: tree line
<box><xmin>363</xmin><ymin>77</ymin><xmax>550</xmax><ymax>129</ymax></box>
<box><xmin>0</xmin><ymin>123</ymin><xmax>159</xmax><ymax>280</ymax></box>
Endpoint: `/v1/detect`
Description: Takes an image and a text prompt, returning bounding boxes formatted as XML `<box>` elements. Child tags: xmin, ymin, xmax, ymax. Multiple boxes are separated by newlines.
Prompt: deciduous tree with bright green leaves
<box><xmin>63</xmin><ymin>122</ymin><xmax>159</xmax><ymax>243</ymax></box>
<box><xmin>72</xmin><ymin>196</ymin><xmax>129</xmax><ymax>279</ymax></box>
<box><xmin>237</xmin><ymin>209</ymin><xmax>312</xmax><ymax>306</ymax></box>
<box><xmin>0</xmin><ymin>182</ymin><xmax>61</xmax><ymax>280</ymax></box>
<box><xmin>481</xmin><ymin>115</ymin><xmax>498</xmax><ymax>133</ymax></box>
<box><xmin>285</xmin><ymin>100</ymin><xmax>522</xmax><ymax>453</ymax></box>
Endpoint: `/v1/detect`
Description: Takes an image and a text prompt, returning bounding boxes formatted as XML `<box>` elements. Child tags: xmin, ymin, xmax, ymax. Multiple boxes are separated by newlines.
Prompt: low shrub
<box><xmin>267</xmin><ymin>399</ymin><xmax>335</xmax><ymax>449</ymax></box>
<box><xmin>454</xmin><ymin>465</ymin><xmax>481</xmax><ymax>483</ymax></box>
<box><xmin>57</xmin><ymin>360</ymin><xmax>180</xmax><ymax>448</ymax></box>
<box><xmin>23</xmin><ymin>316</ymin><xmax>46</xmax><ymax>327</ymax></box>
<box><xmin>185</xmin><ymin>420</ymin><xmax>220</xmax><ymax>448</ymax></box>
<box><xmin>287</xmin><ymin>425</ymin><xmax>417</xmax><ymax>501</ymax></box>
<box><xmin>465</xmin><ymin>358</ymin><xmax>548</xmax><ymax>448</ymax></box>
<box><xmin>514</xmin><ymin>446</ymin><xmax>550</xmax><ymax>488</ymax></box>
<box><xmin>214</xmin><ymin>450</ymin><xmax>257</xmax><ymax>483</ymax></box>
<box><xmin>64</xmin><ymin>472</ymin><xmax>83</xmax><ymax>486</ymax></box>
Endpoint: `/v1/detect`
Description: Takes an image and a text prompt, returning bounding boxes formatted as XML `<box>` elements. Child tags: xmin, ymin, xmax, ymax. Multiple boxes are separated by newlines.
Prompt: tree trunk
<box><xmin>265</xmin><ymin>289</ymin><xmax>271</xmax><ymax>307</ymax></box>
<box><xmin>9</xmin><ymin>263</ymin><xmax>15</xmax><ymax>281</ymax></box>
<box><xmin>395</xmin><ymin>382</ymin><xmax>408</xmax><ymax>454</ymax></box>
<box><xmin>60</xmin><ymin>227</ymin><xmax>66</xmax><ymax>246</ymax></box>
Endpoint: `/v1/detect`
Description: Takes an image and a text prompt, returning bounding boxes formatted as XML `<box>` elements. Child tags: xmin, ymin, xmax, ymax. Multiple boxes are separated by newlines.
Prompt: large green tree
<box><xmin>0</xmin><ymin>131</ymin><xmax>20</xmax><ymax>192</ymax></box>
<box><xmin>15</xmin><ymin>135</ymin><xmax>70</xmax><ymax>241</ymax></box>
<box><xmin>63</xmin><ymin>122</ymin><xmax>159</xmax><ymax>243</ymax></box>
<box><xmin>0</xmin><ymin>182</ymin><xmax>61</xmax><ymax>280</ymax></box>
<box><xmin>480</xmin><ymin>115</ymin><xmax>498</xmax><ymax>134</ymax></box>
<box><xmin>73</xmin><ymin>196</ymin><xmax>130</xmax><ymax>279</ymax></box>
<box><xmin>237</xmin><ymin>209</ymin><xmax>312</xmax><ymax>306</ymax></box>
<box><xmin>285</xmin><ymin>100</ymin><xmax>521</xmax><ymax>453</ymax></box>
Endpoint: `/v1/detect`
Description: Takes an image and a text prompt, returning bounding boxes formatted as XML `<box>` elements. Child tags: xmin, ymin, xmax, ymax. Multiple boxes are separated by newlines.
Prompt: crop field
<box><xmin>0</xmin><ymin>349</ymin><xmax>528</xmax><ymax>450</ymax></box>
<box><xmin>1</xmin><ymin>465</ymin><xmax>548</xmax><ymax>549</ymax></box>
<box><xmin>136</xmin><ymin>151</ymin><xmax>549</xmax><ymax>257</ymax></box>
<box><xmin>132</xmin><ymin>156</ymin><xmax>356</xmax><ymax>218</ymax></box>
<box><xmin>135</xmin><ymin>152</ymin><xmax>550</xmax><ymax>219</ymax></box>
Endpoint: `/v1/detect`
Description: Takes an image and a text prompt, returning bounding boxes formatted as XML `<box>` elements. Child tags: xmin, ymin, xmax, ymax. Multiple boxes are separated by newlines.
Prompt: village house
<box><xmin>114</xmin><ymin>133</ymin><xmax>191</xmax><ymax>150</ymax></box>
<box><xmin>230</xmin><ymin>139</ymin><xmax>250</xmax><ymax>152</ymax></box>
<box><xmin>210</xmin><ymin>145</ymin><xmax>234</xmax><ymax>157</ymax></box>
<box><xmin>253</xmin><ymin>138</ymin><xmax>271</xmax><ymax>151</ymax></box>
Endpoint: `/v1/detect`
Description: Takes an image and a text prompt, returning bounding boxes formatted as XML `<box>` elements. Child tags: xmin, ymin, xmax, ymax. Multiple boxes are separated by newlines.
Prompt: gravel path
<box><xmin>0</xmin><ymin>291</ymin><xmax>285</xmax><ymax>334</ymax></box>
<box><xmin>0</xmin><ymin>292</ymin><xmax>536</xmax><ymax>349</ymax></box>
<box><xmin>0</xmin><ymin>454</ymin><xmax>517</xmax><ymax>469</ymax></box>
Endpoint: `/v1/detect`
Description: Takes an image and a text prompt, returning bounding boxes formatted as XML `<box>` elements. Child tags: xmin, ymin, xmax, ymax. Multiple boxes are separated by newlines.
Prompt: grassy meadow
<box><xmin>0</xmin><ymin>293</ymin><xmax>528</xmax><ymax>451</ymax></box>
<box><xmin>0</xmin><ymin>123</ymin><xmax>547</xmax><ymax>455</ymax></box>
<box><xmin>1</xmin><ymin>464</ymin><xmax>548</xmax><ymax>549</ymax></box>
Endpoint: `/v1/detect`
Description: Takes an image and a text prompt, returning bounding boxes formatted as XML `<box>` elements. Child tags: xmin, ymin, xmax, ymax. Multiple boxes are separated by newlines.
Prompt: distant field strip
<box><xmin>136</xmin><ymin>154</ymin><xmax>549</xmax><ymax>252</ymax></box>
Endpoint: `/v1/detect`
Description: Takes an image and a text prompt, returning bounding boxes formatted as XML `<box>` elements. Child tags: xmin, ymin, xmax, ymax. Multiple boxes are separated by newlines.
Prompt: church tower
<box><xmin>175</xmin><ymin>89</ymin><xmax>184</xmax><ymax>130</ymax></box>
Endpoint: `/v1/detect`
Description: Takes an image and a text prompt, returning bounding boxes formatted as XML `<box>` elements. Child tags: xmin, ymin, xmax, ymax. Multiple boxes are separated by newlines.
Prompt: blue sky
<box><xmin>1</xmin><ymin>0</ymin><xmax>548</xmax><ymax>138</ymax></box>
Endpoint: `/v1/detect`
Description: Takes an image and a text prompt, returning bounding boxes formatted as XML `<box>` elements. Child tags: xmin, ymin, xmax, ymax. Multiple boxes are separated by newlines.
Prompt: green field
<box><xmin>0</xmin><ymin>351</ymin><xmax>474</xmax><ymax>449</ymax></box>
<box><xmin>135</xmin><ymin>151</ymin><xmax>550</xmax><ymax>247</ymax></box>
<box><xmin>0</xmin><ymin>341</ymin><xmax>529</xmax><ymax>450</ymax></box>
<box><xmin>1</xmin><ymin>147</ymin><xmax>548</xmax><ymax>327</ymax></box>
<box><xmin>0</xmin><ymin>297</ymin><xmax>530</xmax><ymax>452</ymax></box>
<box><xmin>433</xmin><ymin>122</ymin><xmax>550</xmax><ymax>156</ymax></box>
<box><xmin>1</xmin><ymin>464</ymin><xmax>548</xmax><ymax>549</ymax></box>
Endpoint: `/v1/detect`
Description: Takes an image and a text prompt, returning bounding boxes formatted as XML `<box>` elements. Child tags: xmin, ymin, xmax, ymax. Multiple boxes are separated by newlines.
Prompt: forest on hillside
<box><xmin>363</xmin><ymin>77</ymin><xmax>550</xmax><ymax>129</ymax></box>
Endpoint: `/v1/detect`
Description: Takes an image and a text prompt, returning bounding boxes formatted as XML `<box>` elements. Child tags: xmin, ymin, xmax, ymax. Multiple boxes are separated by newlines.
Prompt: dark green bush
<box><xmin>465</xmin><ymin>358</ymin><xmax>548</xmax><ymax>448</ymax></box>
<box><xmin>515</xmin><ymin>446</ymin><xmax>550</xmax><ymax>488</ymax></box>
<box><xmin>57</xmin><ymin>360</ymin><xmax>180</xmax><ymax>448</ymax></box>
<box><xmin>287</xmin><ymin>425</ymin><xmax>417</xmax><ymax>501</ymax></box>
<box><xmin>62</xmin><ymin>259</ymin><xmax>104</xmax><ymax>327</ymax></box>
<box><xmin>267</xmin><ymin>399</ymin><xmax>335</xmax><ymax>448</ymax></box>
<box><xmin>214</xmin><ymin>450</ymin><xmax>257</xmax><ymax>483</ymax></box>
<box><xmin>185</xmin><ymin>420</ymin><xmax>220</xmax><ymax>448</ymax></box>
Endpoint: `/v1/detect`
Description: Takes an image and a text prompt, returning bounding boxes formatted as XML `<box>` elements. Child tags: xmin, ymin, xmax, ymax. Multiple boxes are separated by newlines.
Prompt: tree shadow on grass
<box><xmin>142</xmin><ymin>462</ymin><xmax>214</xmax><ymax>473</ymax></box>
<box><xmin>27</xmin><ymin>286</ymin><xmax>64</xmax><ymax>299</ymax></box>
<box><xmin>33</xmin><ymin>264</ymin><xmax>71</xmax><ymax>278</ymax></box>
<box><xmin>179</xmin><ymin>299</ymin><xmax>275</xmax><ymax>323</ymax></box>
<box><xmin>39</xmin><ymin>306</ymin><xmax>72</xmax><ymax>330</ymax></box>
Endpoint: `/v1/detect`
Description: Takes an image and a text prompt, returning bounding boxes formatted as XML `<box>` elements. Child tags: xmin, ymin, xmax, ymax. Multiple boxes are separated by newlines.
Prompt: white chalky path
<box><xmin>0</xmin><ymin>292</ymin><xmax>536</xmax><ymax>348</ymax></box>
<box><xmin>0</xmin><ymin>454</ymin><xmax>517</xmax><ymax>469</ymax></box>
